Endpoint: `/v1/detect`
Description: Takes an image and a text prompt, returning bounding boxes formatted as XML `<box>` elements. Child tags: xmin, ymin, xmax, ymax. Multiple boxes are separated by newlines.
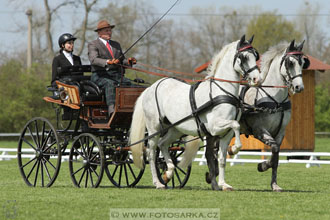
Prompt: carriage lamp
<box><xmin>59</xmin><ymin>87</ymin><xmax>69</xmax><ymax>101</ymax></box>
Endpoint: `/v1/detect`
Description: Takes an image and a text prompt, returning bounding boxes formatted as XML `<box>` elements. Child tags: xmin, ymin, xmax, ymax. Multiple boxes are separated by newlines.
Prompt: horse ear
<box><xmin>288</xmin><ymin>40</ymin><xmax>295</xmax><ymax>51</ymax></box>
<box><xmin>248</xmin><ymin>35</ymin><xmax>254</xmax><ymax>44</ymax></box>
<box><xmin>297</xmin><ymin>40</ymin><xmax>305</xmax><ymax>51</ymax></box>
<box><xmin>238</xmin><ymin>35</ymin><xmax>246</xmax><ymax>49</ymax></box>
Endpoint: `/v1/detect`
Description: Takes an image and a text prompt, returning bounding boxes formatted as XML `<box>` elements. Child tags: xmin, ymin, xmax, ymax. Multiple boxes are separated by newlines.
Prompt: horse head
<box><xmin>233</xmin><ymin>35</ymin><xmax>261</xmax><ymax>86</ymax></box>
<box><xmin>280</xmin><ymin>40</ymin><xmax>309</xmax><ymax>93</ymax></box>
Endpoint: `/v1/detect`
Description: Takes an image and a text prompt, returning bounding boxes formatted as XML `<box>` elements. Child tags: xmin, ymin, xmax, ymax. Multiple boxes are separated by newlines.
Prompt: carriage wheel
<box><xmin>17</xmin><ymin>117</ymin><xmax>61</xmax><ymax>187</ymax></box>
<box><xmin>105</xmin><ymin>149</ymin><xmax>145</xmax><ymax>188</ymax></box>
<box><xmin>69</xmin><ymin>133</ymin><xmax>105</xmax><ymax>188</ymax></box>
<box><xmin>155</xmin><ymin>148</ymin><xmax>192</xmax><ymax>188</ymax></box>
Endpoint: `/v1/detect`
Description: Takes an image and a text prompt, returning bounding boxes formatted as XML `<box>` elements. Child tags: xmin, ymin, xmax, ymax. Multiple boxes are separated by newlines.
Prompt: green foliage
<box><xmin>246</xmin><ymin>12</ymin><xmax>302</xmax><ymax>53</ymax></box>
<box><xmin>315</xmin><ymin>83</ymin><xmax>330</xmax><ymax>131</ymax></box>
<box><xmin>0</xmin><ymin>60</ymin><xmax>54</xmax><ymax>132</ymax></box>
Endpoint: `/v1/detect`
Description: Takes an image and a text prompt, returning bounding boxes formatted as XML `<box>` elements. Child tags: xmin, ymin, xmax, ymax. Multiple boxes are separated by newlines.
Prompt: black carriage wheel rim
<box><xmin>17</xmin><ymin>117</ymin><xmax>61</xmax><ymax>187</ymax></box>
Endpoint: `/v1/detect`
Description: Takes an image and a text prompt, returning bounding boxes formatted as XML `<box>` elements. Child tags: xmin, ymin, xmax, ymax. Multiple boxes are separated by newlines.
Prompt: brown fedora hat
<box><xmin>94</xmin><ymin>20</ymin><xmax>115</xmax><ymax>32</ymax></box>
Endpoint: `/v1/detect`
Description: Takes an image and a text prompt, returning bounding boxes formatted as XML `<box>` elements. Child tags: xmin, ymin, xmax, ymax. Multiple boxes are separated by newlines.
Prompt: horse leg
<box><xmin>205</xmin><ymin>137</ymin><xmax>220</xmax><ymax>190</ymax></box>
<box><xmin>147</xmin><ymin>136</ymin><xmax>166</xmax><ymax>189</ymax></box>
<box><xmin>256</xmin><ymin>131</ymin><xmax>278</xmax><ymax>172</ymax></box>
<box><xmin>210</xmin><ymin>119</ymin><xmax>242</xmax><ymax>155</ymax></box>
<box><xmin>218</xmin><ymin>134</ymin><xmax>234</xmax><ymax>191</ymax></box>
<box><xmin>269</xmin><ymin>134</ymin><xmax>286</xmax><ymax>192</ymax></box>
<box><xmin>158</xmin><ymin>129</ymin><xmax>181</xmax><ymax>184</ymax></box>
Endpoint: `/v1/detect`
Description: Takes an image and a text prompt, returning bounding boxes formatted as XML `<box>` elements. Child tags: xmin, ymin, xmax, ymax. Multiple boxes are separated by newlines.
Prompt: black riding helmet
<box><xmin>58</xmin><ymin>33</ymin><xmax>77</xmax><ymax>48</ymax></box>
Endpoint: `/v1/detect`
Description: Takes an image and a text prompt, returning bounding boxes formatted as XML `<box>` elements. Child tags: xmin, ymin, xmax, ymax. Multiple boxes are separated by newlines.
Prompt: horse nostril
<box><xmin>295</xmin><ymin>85</ymin><xmax>300</xmax><ymax>91</ymax></box>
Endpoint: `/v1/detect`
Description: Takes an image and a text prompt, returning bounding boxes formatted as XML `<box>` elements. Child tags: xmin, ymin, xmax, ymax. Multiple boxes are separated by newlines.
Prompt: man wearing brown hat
<box><xmin>88</xmin><ymin>20</ymin><xmax>137</xmax><ymax>116</ymax></box>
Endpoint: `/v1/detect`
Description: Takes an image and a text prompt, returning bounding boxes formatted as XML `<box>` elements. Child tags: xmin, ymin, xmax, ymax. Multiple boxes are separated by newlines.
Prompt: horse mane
<box><xmin>206</xmin><ymin>41</ymin><xmax>238</xmax><ymax>78</ymax></box>
<box><xmin>260</xmin><ymin>43</ymin><xmax>288</xmax><ymax>80</ymax></box>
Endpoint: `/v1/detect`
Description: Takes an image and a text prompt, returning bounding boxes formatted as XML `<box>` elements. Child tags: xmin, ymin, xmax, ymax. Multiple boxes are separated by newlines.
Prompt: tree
<box><xmin>315</xmin><ymin>84</ymin><xmax>330</xmax><ymax>131</ymax></box>
<box><xmin>246</xmin><ymin>12</ymin><xmax>302</xmax><ymax>53</ymax></box>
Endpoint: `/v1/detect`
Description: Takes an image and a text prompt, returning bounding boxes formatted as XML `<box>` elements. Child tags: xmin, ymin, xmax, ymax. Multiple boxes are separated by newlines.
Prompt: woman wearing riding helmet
<box><xmin>51</xmin><ymin>33</ymin><xmax>82</xmax><ymax>86</ymax></box>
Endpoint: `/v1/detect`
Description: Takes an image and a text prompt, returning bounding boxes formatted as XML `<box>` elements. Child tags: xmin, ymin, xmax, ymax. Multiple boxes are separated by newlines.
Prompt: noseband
<box><xmin>233</xmin><ymin>45</ymin><xmax>259</xmax><ymax>80</ymax></box>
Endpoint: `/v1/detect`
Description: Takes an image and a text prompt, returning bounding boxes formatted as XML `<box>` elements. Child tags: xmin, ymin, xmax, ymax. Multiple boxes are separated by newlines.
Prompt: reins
<box><xmin>118</xmin><ymin>63</ymin><xmax>288</xmax><ymax>88</ymax></box>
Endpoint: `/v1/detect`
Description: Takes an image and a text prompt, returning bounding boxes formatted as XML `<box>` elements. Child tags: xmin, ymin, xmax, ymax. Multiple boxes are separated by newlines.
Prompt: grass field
<box><xmin>1</xmin><ymin>138</ymin><xmax>330</xmax><ymax>220</ymax></box>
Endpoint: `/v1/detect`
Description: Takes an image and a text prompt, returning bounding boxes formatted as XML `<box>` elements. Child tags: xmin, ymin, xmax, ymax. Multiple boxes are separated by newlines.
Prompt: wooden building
<box><xmin>194</xmin><ymin>56</ymin><xmax>330</xmax><ymax>152</ymax></box>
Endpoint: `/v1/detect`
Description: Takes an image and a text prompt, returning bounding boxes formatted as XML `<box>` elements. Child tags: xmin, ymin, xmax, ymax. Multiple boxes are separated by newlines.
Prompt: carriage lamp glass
<box><xmin>109</xmin><ymin>208</ymin><xmax>220</xmax><ymax>220</ymax></box>
<box><xmin>59</xmin><ymin>90</ymin><xmax>69</xmax><ymax>101</ymax></box>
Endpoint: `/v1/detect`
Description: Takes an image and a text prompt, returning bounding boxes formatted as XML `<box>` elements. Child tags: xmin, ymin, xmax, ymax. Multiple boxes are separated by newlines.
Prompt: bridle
<box><xmin>279</xmin><ymin>51</ymin><xmax>310</xmax><ymax>87</ymax></box>
<box><xmin>233</xmin><ymin>45</ymin><xmax>260</xmax><ymax>80</ymax></box>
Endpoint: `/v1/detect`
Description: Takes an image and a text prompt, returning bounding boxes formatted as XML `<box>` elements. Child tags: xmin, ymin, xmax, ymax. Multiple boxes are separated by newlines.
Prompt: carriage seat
<box><xmin>79</xmin><ymin>80</ymin><xmax>104</xmax><ymax>102</ymax></box>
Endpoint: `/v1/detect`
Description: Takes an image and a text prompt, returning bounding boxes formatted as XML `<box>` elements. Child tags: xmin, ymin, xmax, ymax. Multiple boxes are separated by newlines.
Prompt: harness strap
<box><xmin>190</xmin><ymin>81</ymin><xmax>211</xmax><ymax>138</ymax></box>
<box><xmin>154</xmin><ymin>78</ymin><xmax>174</xmax><ymax>136</ymax></box>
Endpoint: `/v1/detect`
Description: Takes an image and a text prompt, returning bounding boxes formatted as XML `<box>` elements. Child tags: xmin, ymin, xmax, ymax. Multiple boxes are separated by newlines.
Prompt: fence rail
<box><xmin>2</xmin><ymin>147</ymin><xmax>330</xmax><ymax>168</ymax></box>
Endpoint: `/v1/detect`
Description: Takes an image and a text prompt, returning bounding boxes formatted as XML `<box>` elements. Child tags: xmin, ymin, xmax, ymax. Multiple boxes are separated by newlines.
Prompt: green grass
<box><xmin>1</xmin><ymin>138</ymin><xmax>330</xmax><ymax>220</ymax></box>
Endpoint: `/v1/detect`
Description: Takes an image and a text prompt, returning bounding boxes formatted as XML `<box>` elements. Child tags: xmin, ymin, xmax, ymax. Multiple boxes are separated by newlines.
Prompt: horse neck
<box><xmin>260</xmin><ymin>57</ymin><xmax>289</xmax><ymax>102</ymax></box>
<box><xmin>212</xmin><ymin>56</ymin><xmax>240</xmax><ymax>97</ymax></box>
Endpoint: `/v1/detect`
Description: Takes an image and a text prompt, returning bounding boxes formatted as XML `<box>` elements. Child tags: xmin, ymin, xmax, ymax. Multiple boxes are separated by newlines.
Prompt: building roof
<box><xmin>194</xmin><ymin>55</ymin><xmax>330</xmax><ymax>73</ymax></box>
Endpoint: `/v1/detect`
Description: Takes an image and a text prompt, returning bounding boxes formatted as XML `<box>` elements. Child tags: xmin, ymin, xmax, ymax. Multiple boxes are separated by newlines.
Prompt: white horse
<box><xmin>129</xmin><ymin>35</ymin><xmax>261</xmax><ymax>190</ymax></box>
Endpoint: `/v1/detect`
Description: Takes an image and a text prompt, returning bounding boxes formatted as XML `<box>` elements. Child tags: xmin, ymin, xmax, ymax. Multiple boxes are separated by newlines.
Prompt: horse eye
<box><xmin>288</xmin><ymin>61</ymin><xmax>294</xmax><ymax>67</ymax></box>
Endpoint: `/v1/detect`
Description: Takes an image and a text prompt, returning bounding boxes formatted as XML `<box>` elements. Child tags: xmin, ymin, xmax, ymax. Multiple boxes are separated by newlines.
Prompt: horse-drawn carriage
<box><xmin>17</xmin><ymin>65</ymin><xmax>192</xmax><ymax>188</ymax></box>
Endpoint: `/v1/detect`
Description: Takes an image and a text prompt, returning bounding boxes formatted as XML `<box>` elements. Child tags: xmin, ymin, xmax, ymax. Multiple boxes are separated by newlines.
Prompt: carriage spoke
<box><xmin>171</xmin><ymin>173</ymin><xmax>175</xmax><ymax>188</ymax></box>
<box><xmin>175</xmin><ymin>151</ymin><xmax>184</xmax><ymax>159</ymax></box>
<box><xmin>90</xmin><ymin>152</ymin><xmax>99</xmax><ymax>161</ymax></box>
<box><xmin>85</xmin><ymin>168</ymin><xmax>89</xmax><ymax>187</ymax></box>
<box><xmin>89</xmin><ymin>169</ymin><xmax>94</xmax><ymax>187</ymax></box>
<box><xmin>26</xmin><ymin>159</ymin><xmax>39</xmax><ymax>179</ymax></box>
<box><xmin>27</xmin><ymin>125</ymin><xmax>39</xmax><ymax>149</ymax></box>
<box><xmin>88</xmin><ymin>143</ymin><xmax>95</xmax><ymax>158</ymax></box>
<box><xmin>73</xmin><ymin>148</ymin><xmax>86</xmax><ymax>160</ymax></box>
<box><xmin>71</xmin><ymin>166</ymin><xmax>85</xmax><ymax>176</ymax></box>
<box><xmin>40</xmin><ymin>128</ymin><xmax>52</xmax><ymax>151</ymax></box>
<box><xmin>175</xmin><ymin>165</ymin><xmax>187</xmax><ymax>175</ymax></box>
<box><xmin>111</xmin><ymin>165</ymin><xmax>119</xmax><ymax>178</ymax></box>
<box><xmin>174</xmin><ymin>169</ymin><xmax>182</xmax><ymax>186</ymax></box>
<box><xmin>22</xmin><ymin>137</ymin><xmax>37</xmax><ymax>152</ymax></box>
<box><xmin>41</xmin><ymin>159</ymin><xmax>44</xmax><ymax>187</ymax></box>
<box><xmin>89</xmin><ymin>162</ymin><xmax>101</xmax><ymax>166</ymax></box>
<box><xmin>78</xmin><ymin>168</ymin><xmax>87</xmax><ymax>187</ymax></box>
<box><xmin>124</xmin><ymin>164</ymin><xmax>129</xmax><ymax>186</ymax></box>
<box><xmin>41</xmin><ymin>159</ymin><xmax>52</xmax><ymax>181</ymax></box>
<box><xmin>42</xmin><ymin>158</ymin><xmax>56</xmax><ymax>170</ymax></box>
<box><xmin>33</xmin><ymin>160</ymin><xmax>41</xmax><ymax>187</ymax></box>
<box><xmin>34</xmin><ymin>120</ymin><xmax>41</xmax><ymax>149</ymax></box>
<box><xmin>20</xmin><ymin>157</ymin><xmax>37</xmax><ymax>169</ymax></box>
<box><xmin>127</xmin><ymin>163</ymin><xmax>137</xmax><ymax>180</ymax></box>
<box><xmin>118</xmin><ymin>165</ymin><xmax>123</xmax><ymax>186</ymax></box>
<box><xmin>41</xmin><ymin>121</ymin><xmax>46</xmax><ymax>148</ymax></box>
<box><xmin>90</xmin><ymin>166</ymin><xmax>99</xmax><ymax>178</ymax></box>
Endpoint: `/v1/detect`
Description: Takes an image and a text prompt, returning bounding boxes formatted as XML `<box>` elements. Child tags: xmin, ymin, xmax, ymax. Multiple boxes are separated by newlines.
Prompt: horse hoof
<box><xmin>227</xmin><ymin>146</ymin><xmax>234</xmax><ymax>155</ymax></box>
<box><xmin>205</xmin><ymin>172</ymin><xmax>211</xmax><ymax>184</ymax></box>
<box><xmin>162</xmin><ymin>173</ymin><xmax>170</xmax><ymax>184</ymax></box>
<box><xmin>272</xmin><ymin>183</ymin><xmax>283</xmax><ymax>192</ymax></box>
<box><xmin>211</xmin><ymin>183</ymin><xmax>220</xmax><ymax>191</ymax></box>
<box><xmin>257</xmin><ymin>162</ymin><xmax>269</xmax><ymax>172</ymax></box>
<box><xmin>156</xmin><ymin>184</ymin><xmax>166</xmax><ymax>189</ymax></box>
<box><xmin>222</xmin><ymin>186</ymin><xmax>234</xmax><ymax>191</ymax></box>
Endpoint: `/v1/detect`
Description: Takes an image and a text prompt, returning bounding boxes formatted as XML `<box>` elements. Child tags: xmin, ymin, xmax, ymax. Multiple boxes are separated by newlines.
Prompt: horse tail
<box><xmin>129</xmin><ymin>92</ymin><xmax>146</xmax><ymax>169</ymax></box>
<box><xmin>178</xmin><ymin>136</ymin><xmax>200</xmax><ymax>169</ymax></box>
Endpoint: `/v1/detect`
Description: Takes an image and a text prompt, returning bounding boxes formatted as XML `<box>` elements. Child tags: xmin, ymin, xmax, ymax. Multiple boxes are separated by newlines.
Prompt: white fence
<box><xmin>2</xmin><ymin>147</ymin><xmax>330</xmax><ymax>168</ymax></box>
<box><xmin>195</xmin><ymin>150</ymin><xmax>330</xmax><ymax>168</ymax></box>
